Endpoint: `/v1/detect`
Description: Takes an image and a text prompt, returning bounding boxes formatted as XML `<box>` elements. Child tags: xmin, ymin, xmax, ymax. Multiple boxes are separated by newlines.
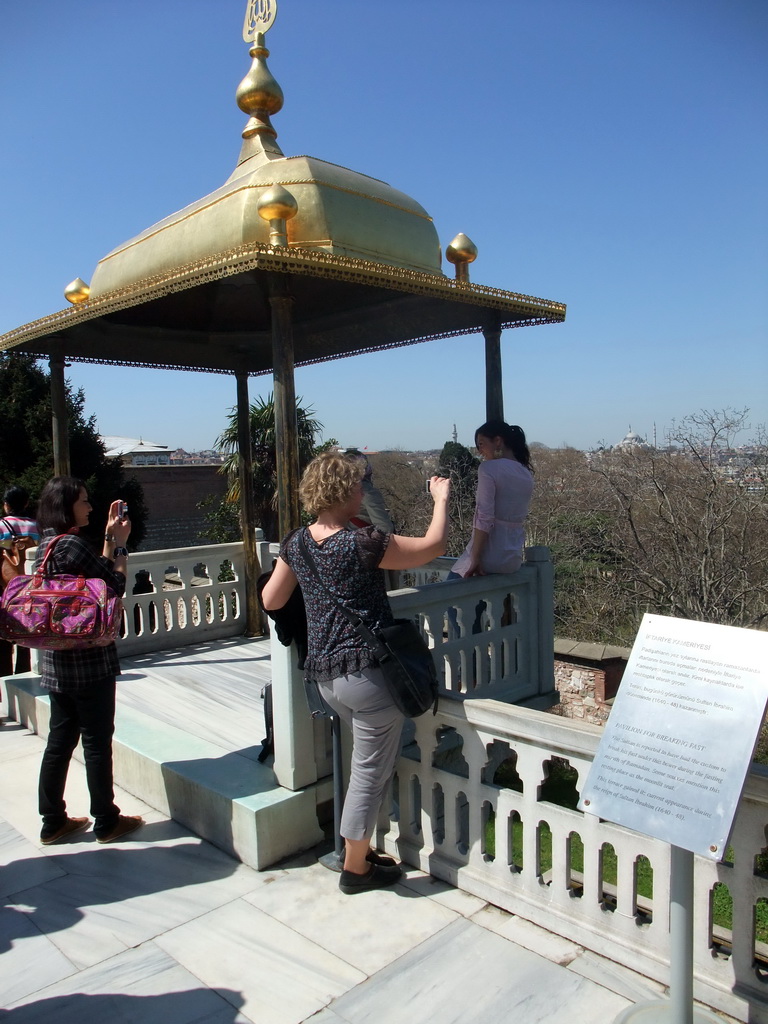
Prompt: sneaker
<box><xmin>339</xmin><ymin>863</ymin><xmax>402</xmax><ymax>895</ymax></box>
<box><xmin>40</xmin><ymin>816</ymin><xmax>91</xmax><ymax>845</ymax></box>
<box><xmin>95</xmin><ymin>814</ymin><xmax>144</xmax><ymax>844</ymax></box>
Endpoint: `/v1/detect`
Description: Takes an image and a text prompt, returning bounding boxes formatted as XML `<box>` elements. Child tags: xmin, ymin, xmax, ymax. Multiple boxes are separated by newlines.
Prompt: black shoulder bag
<box><xmin>297</xmin><ymin>530</ymin><xmax>438</xmax><ymax>718</ymax></box>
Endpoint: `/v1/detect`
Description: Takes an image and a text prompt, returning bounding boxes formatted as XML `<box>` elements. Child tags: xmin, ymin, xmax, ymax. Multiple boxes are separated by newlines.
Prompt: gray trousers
<box><xmin>319</xmin><ymin>667</ymin><xmax>405</xmax><ymax>842</ymax></box>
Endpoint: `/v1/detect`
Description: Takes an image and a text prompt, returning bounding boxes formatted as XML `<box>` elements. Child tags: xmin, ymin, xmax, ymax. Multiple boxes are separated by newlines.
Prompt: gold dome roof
<box><xmin>90</xmin><ymin>25</ymin><xmax>441</xmax><ymax>299</ymax></box>
<box><xmin>90</xmin><ymin>155</ymin><xmax>442</xmax><ymax>299</ymax></box>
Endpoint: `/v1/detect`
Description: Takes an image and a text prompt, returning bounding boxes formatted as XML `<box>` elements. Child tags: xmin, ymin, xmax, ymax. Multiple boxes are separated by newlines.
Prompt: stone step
<box><xmin>3</xmin><ymin>674</ymin><xmax>329</xmax><ymax>870</ymax></box>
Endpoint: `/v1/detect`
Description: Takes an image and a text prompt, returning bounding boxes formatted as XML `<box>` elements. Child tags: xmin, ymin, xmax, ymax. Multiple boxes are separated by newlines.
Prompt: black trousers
<box><xmin>38</xmin><ymin>681</ymin><xmax>121</xmax><ymax>835</ymax></box>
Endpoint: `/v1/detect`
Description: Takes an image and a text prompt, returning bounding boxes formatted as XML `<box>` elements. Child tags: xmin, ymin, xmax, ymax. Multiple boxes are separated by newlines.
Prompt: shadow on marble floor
<box><xmin>122</xmin><ymin>636</ymin><xmax>270</xmax><ymax>669</ymax></box>
<box><xmin>0</xmin><ymin>986</ymin><xmax>246</xmax><ymax>1023</ymax></box>
<box><xmin>1</xmin><ymin>828</ymin><xmax>242</xmax><ymax>953</ymax></box>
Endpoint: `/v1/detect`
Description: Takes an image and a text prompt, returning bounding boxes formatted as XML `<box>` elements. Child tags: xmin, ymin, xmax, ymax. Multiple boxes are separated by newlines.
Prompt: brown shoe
<box><xmin>40</xmin><ymin>816</ymin><xmax>91</xmax><ymax>845</ymax></box>
<box><xmin>96</xmin><ymin>814</ymin><xmax>144</xmax><ymax>844</ymax></box>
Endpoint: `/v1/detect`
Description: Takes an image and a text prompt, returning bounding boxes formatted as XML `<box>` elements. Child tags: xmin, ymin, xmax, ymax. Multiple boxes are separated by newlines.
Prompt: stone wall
<box><xmin>126</xmin><ymin>465</ymin><xmax>229</xmax><ymax>550</ymax></box>
<box><xmin>549</xmin><ymin>639</ymin><xmax>629</xmax><ymax>725</ymax></box>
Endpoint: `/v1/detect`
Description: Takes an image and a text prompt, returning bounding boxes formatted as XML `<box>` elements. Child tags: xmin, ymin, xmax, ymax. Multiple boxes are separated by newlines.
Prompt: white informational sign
<box><xmin>579</xmin><ymin>613</ymin><xmax>768</xmax><ymax>859</ymax></box>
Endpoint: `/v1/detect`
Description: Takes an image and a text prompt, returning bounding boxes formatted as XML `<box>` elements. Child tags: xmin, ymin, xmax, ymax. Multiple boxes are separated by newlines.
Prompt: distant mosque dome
<box><xmin>616</xmin><ymin>428</ymin><xmax>648</xmax><ymax>449</ymax></box>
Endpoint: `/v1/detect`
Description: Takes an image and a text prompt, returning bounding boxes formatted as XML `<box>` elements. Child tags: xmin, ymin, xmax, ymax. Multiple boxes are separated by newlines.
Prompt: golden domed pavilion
<box><xmin>0</xmin><ymin>0</ymin><xmax>565</xmax><ymax>627</ymax></box>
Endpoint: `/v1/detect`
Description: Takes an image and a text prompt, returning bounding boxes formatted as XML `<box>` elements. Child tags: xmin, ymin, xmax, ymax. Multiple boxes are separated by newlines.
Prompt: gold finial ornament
<box><xmin>243</xmin><ymin>0</ymin><xmax>277</xmax><ymax>42</ymax></box>
<box><xmin>237</xmin><ymin>1</ymin><xmax>282</xmax><ymax>141</ymax></box>
<box><xmin>446</xmin><ymin>233</ymin><xmax>478</xmax><ymax>283</ymax></box>
<box><xmin>236</xmin><ymin>34</ymin><xmax>283</xmax><ymax>141</ymax></box>
<box><xmin>257</xmin><ymin>184</ymin><xmax>298</xmax><ymax>246</ymax></box>
<box><xmin>64</xmin><ymin>278</ymin><xmax>91</xmax><ymax>304</ymax></box>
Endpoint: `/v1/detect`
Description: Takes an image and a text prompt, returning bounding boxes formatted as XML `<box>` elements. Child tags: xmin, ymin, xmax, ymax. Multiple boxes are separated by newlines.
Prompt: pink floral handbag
<box><xmin>0</xmin><ymin>535</ymin><xmax>123</xmax><ymax>650</ymax></box>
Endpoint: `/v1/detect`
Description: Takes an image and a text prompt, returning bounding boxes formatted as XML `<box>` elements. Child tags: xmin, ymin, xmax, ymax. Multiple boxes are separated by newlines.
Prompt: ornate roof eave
<box><xmin>0</xmin><ymin>241</ymin><xmax>566</xmax><ymax>376</ymax></box>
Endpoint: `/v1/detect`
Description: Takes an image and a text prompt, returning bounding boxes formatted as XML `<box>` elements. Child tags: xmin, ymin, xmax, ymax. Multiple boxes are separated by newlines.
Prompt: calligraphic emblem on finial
<box><xmin>243</xmin><ymin>0</ymin><xmax>277</xmax><ymax>42</ymax></box>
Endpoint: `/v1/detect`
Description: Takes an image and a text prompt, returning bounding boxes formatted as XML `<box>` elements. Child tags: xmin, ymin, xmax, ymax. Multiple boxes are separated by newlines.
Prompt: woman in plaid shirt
<box><xmin>35</xmin><ymin>476</ymin><xmax>144</xmax><ymax>845</ymax></box>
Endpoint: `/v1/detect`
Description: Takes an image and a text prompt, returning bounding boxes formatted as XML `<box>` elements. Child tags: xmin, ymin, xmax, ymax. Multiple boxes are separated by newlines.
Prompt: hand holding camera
<box><xmin>427</xmin><ymin>476</ymin><xmax>450</xmax><ymax>503</ymax></box>
<box><xmin>107</xmin><ymin>499</ymin><xmax>132</xmax><ymax>547</ymax></box>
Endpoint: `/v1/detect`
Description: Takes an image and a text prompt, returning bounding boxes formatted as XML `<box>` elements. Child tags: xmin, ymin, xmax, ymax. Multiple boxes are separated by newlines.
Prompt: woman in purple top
<box><xmin>448</xmin><ymin>421</ymin><xmax>534</xmax><ymax>636</ymax></box>
<box><xmin>452</xmin><ymin>420</ymin><xmax>534</xmax><ymax>579</ymax></box>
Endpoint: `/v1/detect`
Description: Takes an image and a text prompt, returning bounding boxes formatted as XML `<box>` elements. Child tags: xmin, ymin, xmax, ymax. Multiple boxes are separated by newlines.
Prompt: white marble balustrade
<box><xmin>379</xmin><ymin>696</ymin><xmax>768</xmax><ymax>1022</ymax></box>
<box><xmin>392</xmin><ymin>546</ymin><xmax>556</xmax><ymax>707</ymax></box>
<box><xmin>116</xmin><ymin>542</ymin><xmax>247</xmax><ymax>656</ymax></box>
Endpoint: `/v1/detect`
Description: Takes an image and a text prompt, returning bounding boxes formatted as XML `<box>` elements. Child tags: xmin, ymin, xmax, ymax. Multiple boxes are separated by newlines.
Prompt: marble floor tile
<box><xmin>0</xmin><ymin>903</ymin><xmax>76</xmax><ymax>1005</ymax></box>
<box><xmin>0</xmin><ymin>746</ymin><xmax>52</xmax><ymax>843</ymax></box>
<box><xmin>567</xmin><ymin>948</ymin><xmax>666</xmax><ymax>1003</ymax></box>
<box><xmin>471</xmin><ymin>903</ymin><xmax>582</xmax><ymax>965</ymax></box>
<box><xmin>10</xmin><ymin>831</ymin><xmax>268</xmax><ymax>970</ymax></box>
<box><xmin>0</xmin><ymin>652</ymin><xmax>690</xmax><ymax>1024</ymax></box>
<box><xmin>3</xmin><ymin>941</ymin><xmax>249</xmax><ymax>1023</ymax></box>
<box><xmin>0</xmin><ymin>819</ymin><xmax>66</xmax><ymax>898</ymax></box>
<box><xmin>326</xmin><ymin>916</ymin><xmax>631</xmax><ymax>1024</ymax></box>
<box><xmin>155</xmin><ymin>898</ymin><xmax>366</xmax><ymax>1024</ymax></box>
<box><xmin>243</xmin><ymin>858</ymin><xmax>460</xmax><ymax>976</ymax></box>
<box><xmin>118</xmin><ymin>637</ymin><xmax>270</xmax><ymax>754</ymax></box>
<box><xmin>191</xmin><ymin>1007</ymin><xmax>252</xmax><ymax>1024</ymax></box>
<box><xmin>398</xmin><ymin>868</ymin><xmax>488</xmax><ymax>917</ymax></box>
<box><xmin>0</xmin><ymin>733</ymin><xmax>154</xmax><ymax>847</ymax></box>
<box><xmin>0</xmin><ymin>721</ymin><xmax>45</xmax><ymax>761</ymax></box>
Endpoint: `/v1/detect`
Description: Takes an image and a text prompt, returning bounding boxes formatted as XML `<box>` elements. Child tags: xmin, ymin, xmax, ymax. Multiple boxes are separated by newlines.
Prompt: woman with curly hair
<box><xmin>262</xmin><ymin>451</ymin><xmax>450</xmax><ymax>894</ymax></box>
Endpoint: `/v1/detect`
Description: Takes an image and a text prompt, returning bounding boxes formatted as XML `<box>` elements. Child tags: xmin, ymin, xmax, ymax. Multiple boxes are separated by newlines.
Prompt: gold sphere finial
<box><xmin>64</xmin><ymin>277</ymin><xmax>90</xmax><ymax>304</ymax></box>
<box><xmin>257</xmin><ymin>185</ymin><xmax>297</xmax><ymax>246</ymax></box>
<box><xmin>446</xmin><ymin>233</ymin><xmax>478</xmax><ymax>283</ymax></box>
<box><xmin>257</xmin><ymin>184</ymin><xmax>298</xmax><ymax>222</ymax></box>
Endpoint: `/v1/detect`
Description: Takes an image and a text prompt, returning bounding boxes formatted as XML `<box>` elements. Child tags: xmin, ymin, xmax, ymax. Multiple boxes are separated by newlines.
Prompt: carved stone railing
<box><xmin>116</xmin><ymin>542</ymin><xmax>247</xmax><ymax>656</ymax></box>
<box><xmin>20</xmin><ymin>540</ymin><xmax>249</xmax><ymax>659</ymax></box>
<box><xmin>395</xmin><ymin>546</ymin><xmax>556</xmax><ymax>707</ymax></box>
<box><xmin>378</xmin><ymin>697</ymin><xmax>768</xmax><ymax>1023</ymax></box>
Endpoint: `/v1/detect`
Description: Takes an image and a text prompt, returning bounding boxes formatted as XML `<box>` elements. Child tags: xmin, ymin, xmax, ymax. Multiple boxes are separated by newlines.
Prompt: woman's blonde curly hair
<box><xmin>299</xmin><ymin>451</ymin><xmax>365</xmax><ymax>515</ymax></box>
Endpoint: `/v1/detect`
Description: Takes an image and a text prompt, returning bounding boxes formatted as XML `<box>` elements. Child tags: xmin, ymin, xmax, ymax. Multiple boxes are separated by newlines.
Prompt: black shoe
<box><xmin>337</xmin><ymin>847</ymin><xmax>399</xmax><ymax>870</ymax></box>
<box><xmin>339</xmin><ymin>863</ymin><xmax>402</xmax><ymax>895</ymax></box>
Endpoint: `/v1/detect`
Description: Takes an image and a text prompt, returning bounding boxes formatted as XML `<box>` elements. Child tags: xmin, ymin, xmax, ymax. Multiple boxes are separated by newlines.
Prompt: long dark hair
<box><xmin>36</xmin><ymin>476</ymin><xmax>87</xmax><ymax>534</ymax></box>
<box><xmin>475</xmin><ymin>420</ymin><xmax>533</xmax><ymax>472</ymax></box>
<box><xmin>2</xmin><ymin>485</ymin><xmax>30</xmax><ymax>515</ymax></box>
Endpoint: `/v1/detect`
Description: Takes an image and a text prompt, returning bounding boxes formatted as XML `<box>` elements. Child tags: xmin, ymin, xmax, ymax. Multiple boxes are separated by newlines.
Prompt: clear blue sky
<box><xmin>1</xmin><ymin>0</ymin><xmax>766</xmax><ymax>452</ymax></box>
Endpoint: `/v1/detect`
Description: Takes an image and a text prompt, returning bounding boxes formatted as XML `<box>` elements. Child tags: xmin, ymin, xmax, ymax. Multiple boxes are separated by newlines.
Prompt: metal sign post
<box><xmin>614</xmin><ymin>846</ymin><xmax>723</xmax><ymax>1023</ymax></box>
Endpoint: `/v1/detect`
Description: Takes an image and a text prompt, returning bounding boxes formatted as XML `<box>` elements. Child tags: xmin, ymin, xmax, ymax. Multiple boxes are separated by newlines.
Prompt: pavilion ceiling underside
<box><xmin>0</xmin><ymin>244</ymin><xmax>565</xmax><ymax>375</ymax></box>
